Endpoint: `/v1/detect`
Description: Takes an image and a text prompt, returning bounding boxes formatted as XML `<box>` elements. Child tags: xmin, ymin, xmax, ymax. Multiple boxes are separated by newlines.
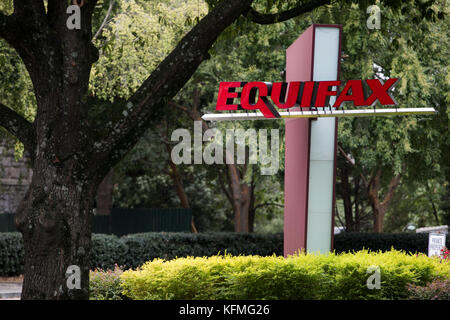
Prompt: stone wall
<box><xmin>0</xmin><ymin>140</ymin><xmax>113</xmax><ymax>215</ymax></box>
<box><xmin>0</xmin><ymin>141</ymin><xmax>32</xmax><ymax>214</ymax></box>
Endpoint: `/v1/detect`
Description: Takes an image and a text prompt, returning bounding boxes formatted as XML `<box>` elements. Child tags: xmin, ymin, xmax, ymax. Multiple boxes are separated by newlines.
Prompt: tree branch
<box><xmin>253</xmin><ymin>202</ymin><xmax>283</xmax><ymax>211</ymax></box>
<box><xmin>87</xmin><ymin>0</ymin><xmax>254</xmax><ymax>173</ymax></box>
<box><xmin>169</xmin><ymin>101</ymin><xmax>190</xmax><ymax>115</ymax></box>
<box><xmin>334</xmin><ymin>204</ymin><xmax>346</xmax><ymax>229</ymax></box>
<box><xmin>0</xmin><ymin>103</ymin><xmax>35</xmax><ymax>161</ymax></box>
<box><xmin>93</xmin><ymin>0</ymin><xmax>115</xmax><ymax>40</ymax></box>
<box><xmin>169</xmin><ymin>100</ymin><xmax>210</xmax><ymax>132</ymax></box>
<box><xmin>9</xmin><ymin>0</ymin><xmax>47</xmax><ymax>39</ymax></box>
<box><xmin>47</xmin><ymin>0</ymin><xmax>68</xmax><ymax>29</ymax></box>
<box><xmin>248</xmin><ymin>0</ymin><xmax>330</xmax><ymax>25</ymax></box>
<box><xmin>13</xmin><ymin>0</ymin><xmax>46</xmax><ymax>18</ymax></box>
<box><xmin>337</xmin><ymin>144</ymin><xmax>369</xmax><ymax>188</ymax></box>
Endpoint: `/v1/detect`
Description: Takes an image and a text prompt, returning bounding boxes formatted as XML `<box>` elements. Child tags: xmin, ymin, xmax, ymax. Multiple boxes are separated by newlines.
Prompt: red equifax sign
<box><xmin>216</xmin><ymin>79</ymin><xmax>399</xmax><ymax>118</ymax></box>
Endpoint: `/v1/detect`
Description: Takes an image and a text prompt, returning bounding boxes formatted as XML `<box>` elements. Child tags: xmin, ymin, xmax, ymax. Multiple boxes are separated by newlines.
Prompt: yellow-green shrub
<box><xmin>119</xmin><ymin>250</ymin><xmax>449</xmax><ymax>300</ymax></box>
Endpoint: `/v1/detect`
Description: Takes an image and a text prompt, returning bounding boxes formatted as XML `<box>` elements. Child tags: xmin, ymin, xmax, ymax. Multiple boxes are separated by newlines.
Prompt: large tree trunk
<box><xmin>15</xmin><ymin>160</ymin><xmax>101</xmax><ymax>299</ymax></box>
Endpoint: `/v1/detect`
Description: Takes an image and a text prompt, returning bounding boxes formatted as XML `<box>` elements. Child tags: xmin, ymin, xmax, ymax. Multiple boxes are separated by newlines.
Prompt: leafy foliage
<box><xmin>90</xmin><ymin>0</ymin><xmax>208</xmax><ymax>101</ymax></box>
<box><xmin>90</xmin><ymin>265</ymin><xmax>127</xmax><ymax>300</ymax></box>
<box><xmin>407</xmin><ymin>278</ymin><xmax>450</xmax><ymax>300</ymax></box>
<box><xmin>119</xmin><ymin>250</ymin><xmax>449</xmax><ymax>300</ymax></box>
<box><xmin>0</xmin><ymin>1</ymin><xmax>36</xmax><ymax>156</ymax></box>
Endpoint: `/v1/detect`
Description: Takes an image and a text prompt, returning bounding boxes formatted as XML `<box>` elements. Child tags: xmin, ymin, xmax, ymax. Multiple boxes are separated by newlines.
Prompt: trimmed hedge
<box><xmin>0</xmin><ymin>232</ymin><xmax>24</xmax><ymax>276</ymax></box>
<box><xmin>90</xmin><ymin>234</ymin><xmax>128</xmax><ymax>270</ymax></box>
<box><xmin>333</xmin><ymin>232</ymin><xmax>449</xmax><ymax>253</ymax></box>
<box><xmin>0</xmin><ymin>232</ymin><xmax>282</xmax><ymax>276</ymax></box>
<box><xmin>121</xmin><ymin>232</ymin><xmax>283</xmax><ymax>269</ymax></box>
<box><xmin>117</xmin><ymin>250</ymin><xmax>450</xmax><ymax>300</ymax></box>
<box><xmin>0</xmin><ymin>233</ymin><xmax>128</xmax><ymax>276</ymax></box>
<box><xmin>1</xmin><ymin>232</ymin><xmax>448</xmax><ymax>276</ymax></box>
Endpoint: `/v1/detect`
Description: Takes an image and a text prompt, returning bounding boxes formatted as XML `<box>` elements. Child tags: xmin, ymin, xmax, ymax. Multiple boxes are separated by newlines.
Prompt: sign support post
<box><xmin>284</xmin><ymin>24</ymin><xmax>341</xmax><ymax>255</ymax></box>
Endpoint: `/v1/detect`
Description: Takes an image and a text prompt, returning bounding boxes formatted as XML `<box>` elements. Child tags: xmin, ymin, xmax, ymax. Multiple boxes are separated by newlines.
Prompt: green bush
<box><xmin>90</xmin><ymin>265</ymin><xmax>127</xmax><ymax>300</ymax></box>
<box><xmin>333</xmin><ymin>233</ymin><xmax>450</xmax><ymax>254</ymax></box>
<box><xmin>120</xmin><ymin>232</ymin><xmax>283</xmax><ymax>269</ymax></box>
<box><xmin>90</xmin><ymin>234</ymin><xmax>128</xmax><ymax>270</ymax></box>
<box><xmin>0</xmin><ymin>232</ymin><xmax>282</xmax><ymax>276</ymax></box>
<box><xmin>0</xmin><ymin>232</ymin><xmax>24</xmax><ymax>276</ymax></box>
<box><xmin>407</xmin><ymin>278</ymin><xmax>450</xmax><ymax>300</ymax></box>
<box><xmin>119</xmin><ymin>250</ymin><xmax>450</xmax><ymax>300</ymax></box>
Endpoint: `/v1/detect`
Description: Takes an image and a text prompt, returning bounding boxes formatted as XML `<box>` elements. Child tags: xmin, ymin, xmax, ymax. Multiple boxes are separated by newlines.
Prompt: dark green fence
<box><xmin>0</xmin><ymin>208</ymin><xmax>192</xmax><ymax>236</ymax></box>
<box><xmin>0</xmin><ymin>213</ymin><xmax>16</xmax><ymax>233</ymax></box>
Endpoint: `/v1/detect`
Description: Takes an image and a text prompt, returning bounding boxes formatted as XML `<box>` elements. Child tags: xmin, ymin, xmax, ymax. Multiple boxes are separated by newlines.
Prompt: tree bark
<box><xmin>15</xmin><ymin>159</ymin><xmax>101</xmax><ymax>299</ymax></box>
<box><xmin>95</xmin><ymin>169</ymin><xmax>113</xmax><ymax>215</ymax></box>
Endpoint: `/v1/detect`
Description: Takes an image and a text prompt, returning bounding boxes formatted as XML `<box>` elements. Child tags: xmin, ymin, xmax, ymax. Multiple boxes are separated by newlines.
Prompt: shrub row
<box><xmin>1</xmin><ymin>232</ymin><xmax>448</xmax><ymax>276</ymax></box>
<box><xmin>120</xmin><ymin>232</ymin><xmax>283</xmax><ymax>269</ymax></box>
<box><xmin>0</xmin><ymin>233</ymin><xmax>24</xmax><ymax>276</ymax></box>
<box><xmin>0</xmin><ymin>232</ymin><xmax>282</xmax><ymax>275</ymax></box>
<box><xmin>333</xmin><ymin>232</ymin><xmax>449</xmax><ymax>253</ymax></box>
<box><xmin>114</xmin><ymin>250</ymin><xmax>450</xmax><ymax>300</ymax></box>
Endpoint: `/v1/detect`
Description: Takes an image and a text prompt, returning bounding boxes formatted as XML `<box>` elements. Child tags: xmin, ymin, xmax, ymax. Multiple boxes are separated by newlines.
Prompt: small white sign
<box><xmin>428</xmin><ymin>233</ymin><xmax>446</xmax><ymax>257</ymax></box>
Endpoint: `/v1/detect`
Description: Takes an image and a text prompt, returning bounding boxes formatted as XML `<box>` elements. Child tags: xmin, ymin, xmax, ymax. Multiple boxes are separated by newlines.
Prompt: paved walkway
<box><xmin>0</xmin><ymin>282</ymin><xmax>22</xmax><ymax>300</ymax></box>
